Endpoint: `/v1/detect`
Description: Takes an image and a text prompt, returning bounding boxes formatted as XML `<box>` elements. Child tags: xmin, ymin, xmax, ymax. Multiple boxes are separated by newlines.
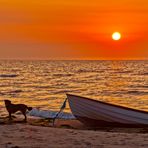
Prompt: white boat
<box><xmin>66</xmin><ymin>94</ymin><xmax>148</xmax><ymax>127</ymax></box>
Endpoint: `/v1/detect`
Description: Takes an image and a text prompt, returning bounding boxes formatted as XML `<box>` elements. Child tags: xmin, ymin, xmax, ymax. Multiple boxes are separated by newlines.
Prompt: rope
<box><xmin>52</xmin><ymin>98</ymin><xmax>68</xmax><ymax>126</ymax></box>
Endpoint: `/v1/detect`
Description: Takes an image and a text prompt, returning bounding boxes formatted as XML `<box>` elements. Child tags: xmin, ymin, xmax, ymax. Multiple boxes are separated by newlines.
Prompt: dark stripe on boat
<box><xmin>75</xmin><ymin>116</ymin><xmax>148</xmax><ymax>127</ymax></box>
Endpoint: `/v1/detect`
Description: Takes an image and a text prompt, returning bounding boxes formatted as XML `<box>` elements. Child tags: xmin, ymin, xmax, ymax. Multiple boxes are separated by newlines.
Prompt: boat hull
<box><xmin>67</xmin><ymin>94</ymin><xmax>148</xmax><ymax>127</ymax></box>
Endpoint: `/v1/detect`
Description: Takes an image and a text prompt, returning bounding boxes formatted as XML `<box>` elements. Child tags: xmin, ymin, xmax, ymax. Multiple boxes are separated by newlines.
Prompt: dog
<box><xmin>4</xmin><ymin>100</ymin><xmax>32</xmax><ymax>122</ymax></box>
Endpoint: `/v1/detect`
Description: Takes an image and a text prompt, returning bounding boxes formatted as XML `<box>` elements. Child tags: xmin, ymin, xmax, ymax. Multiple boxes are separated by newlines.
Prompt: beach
<box><xmin>0</xmin><ymin>117</ymin><xmax>148</xmax><ymax>148</ymax></box>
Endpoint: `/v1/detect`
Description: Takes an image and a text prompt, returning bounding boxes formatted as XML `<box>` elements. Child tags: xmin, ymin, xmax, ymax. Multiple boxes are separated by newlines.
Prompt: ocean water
<box><xmin>0</xmin><ymin>60</ymin><xmax>148</xmax><ymax>116</ymax></box>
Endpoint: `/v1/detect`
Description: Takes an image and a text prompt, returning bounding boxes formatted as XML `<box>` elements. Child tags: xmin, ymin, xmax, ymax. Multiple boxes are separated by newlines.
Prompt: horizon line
<box><xmin>0</xmin><ymin>58</ymin><xmax>147</xmax><ymax>61</ymax></box>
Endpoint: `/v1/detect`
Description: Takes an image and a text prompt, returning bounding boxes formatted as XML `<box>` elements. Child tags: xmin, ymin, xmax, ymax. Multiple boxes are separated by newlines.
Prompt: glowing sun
<box><xmin>112</xmin><ymin>32</ymin><xmax>121</xmax><ymax>40</ymax></box>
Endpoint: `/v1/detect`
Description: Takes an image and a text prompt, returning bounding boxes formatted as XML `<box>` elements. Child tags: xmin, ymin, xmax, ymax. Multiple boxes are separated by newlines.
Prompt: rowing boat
<box><xmin>66</xmin><ymin>94</ymin><xmax>148</xmax><ymax>127</ymax></box>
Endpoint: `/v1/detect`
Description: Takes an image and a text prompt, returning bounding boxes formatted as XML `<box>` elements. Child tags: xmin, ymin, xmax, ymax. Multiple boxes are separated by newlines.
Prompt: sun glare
<box><xmin>112</xmin><ymin>32</ymin><xmax>121</xmax><ymax>41</ymax></box>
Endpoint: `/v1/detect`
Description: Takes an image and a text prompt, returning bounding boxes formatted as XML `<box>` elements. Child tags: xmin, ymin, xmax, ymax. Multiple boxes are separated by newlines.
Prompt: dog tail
<box><xmin>27</xmin><ymin>107</ymin><xmax>33</xmax><ymax>111</ymax></box>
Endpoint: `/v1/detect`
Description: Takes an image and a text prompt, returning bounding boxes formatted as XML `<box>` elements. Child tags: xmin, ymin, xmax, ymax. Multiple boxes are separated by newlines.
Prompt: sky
<box><xmin>0</xmin><ymin>0</ymin><xmax>148</xmax><ymax>60</ymax></box>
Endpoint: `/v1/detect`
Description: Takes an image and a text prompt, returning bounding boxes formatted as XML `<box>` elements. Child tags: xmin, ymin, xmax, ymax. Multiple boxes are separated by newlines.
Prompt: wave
<box><xmin>0</xmin><ymin>74</ymin><xmax>18</xmax><ymax>78</ymax></box>
<box><xmin>76</xmin><ymin>69</ymin><xmax>104</xmax><ymax>73</ymax></box>
<box><xmin>0</xmin><ymin>92</ymin><xmax>5</xmax><ymax>95</ymax></box>
<box><xmin>140</xmin><ymin>72</ymin><xmax>148</xmax><ymax>75</ymax></box>
<box><xmin>102</xmin><ymin>90</ymin><xmax>148</xmax><ymax>96</ymax></box>
<box><xmin>127</xmin><ymin>90</ymin><xmax>148</xmax><ymax>95</ymax></box>
<box><xmin>129</xmin><ymin>85</ymin><xmax>148</xmax><ymax>89</ymax></box>
<box><xmin>53</xmin><ymin>73</ymin><xmax>73</xmax><ymax>77</ymax></box>
<box><xmin>9</xmin><ymin>90</ymin><xmax>23</xmax><ymax>94</ymax></box>
<box><xmin>35</xmin><ymin>85</ymin><xmax>53</xmax><ymax>89</ymax></box>
<box><xmin>113</xmin><ymin>71</ymin><xmax>132</xmax><ymax>74</ymax></box>
<box><xmin>139</xmin><ymin>85</ymin><xmax>148</xmax><ymax>88</ymax></box>
<box><xmin>0</xmin><ymin>90</ymin><xmax>23</xmax><ymax>96</ymax></box>
<box><xmin>134</xmin><ymin>72</ymin><xmax>148</xmax><ymax>76</ymax></box>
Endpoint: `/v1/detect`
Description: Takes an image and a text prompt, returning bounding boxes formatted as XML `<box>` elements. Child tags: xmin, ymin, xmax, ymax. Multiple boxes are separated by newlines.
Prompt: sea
<box><xmin>0</xmin><ymin>60</ymin><xmax>148</xmax><ymax>117</ymax></box>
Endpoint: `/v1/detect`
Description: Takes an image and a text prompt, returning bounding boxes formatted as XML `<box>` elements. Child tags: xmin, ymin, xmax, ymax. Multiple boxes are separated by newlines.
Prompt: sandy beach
<box><xmin>0</xmin><ymin>117</ymin><xmax>148</xmax><ymax>148</ymax></box>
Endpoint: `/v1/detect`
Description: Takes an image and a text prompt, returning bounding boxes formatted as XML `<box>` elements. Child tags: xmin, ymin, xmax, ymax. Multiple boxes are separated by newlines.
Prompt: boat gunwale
<box><xmin>66</xmin><ymin>94</ymin><xmax>148</xmax><ymax>114</ymax></box>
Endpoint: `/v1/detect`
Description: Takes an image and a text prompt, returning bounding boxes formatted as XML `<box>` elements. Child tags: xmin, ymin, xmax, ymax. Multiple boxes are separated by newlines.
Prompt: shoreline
<box><xmin>1</xmin><ymin>116</ymin><xmax>148</xmax><ymax>133</ymax></box>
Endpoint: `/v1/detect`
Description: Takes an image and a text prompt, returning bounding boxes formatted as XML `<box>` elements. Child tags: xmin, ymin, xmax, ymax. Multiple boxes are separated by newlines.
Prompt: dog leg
<box><xmin>9</xmin><ymin>112</ymin><xmax>12</xmax><ymax>121</ymax></box>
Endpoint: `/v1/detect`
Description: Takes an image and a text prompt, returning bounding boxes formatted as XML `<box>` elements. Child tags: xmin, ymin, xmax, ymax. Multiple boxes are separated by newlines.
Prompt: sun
<box><xmin>112</xmin><ymin>32</ymin><xmax>121</xmax><ymax>40</ymax></box>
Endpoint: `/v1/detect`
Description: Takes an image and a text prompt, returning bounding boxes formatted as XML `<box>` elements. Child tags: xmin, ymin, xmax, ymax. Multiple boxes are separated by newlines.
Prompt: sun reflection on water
<box><xmin>0</xmin><ymin>60</ymin><xmax>147</xmax><ymax>116</ymax></box>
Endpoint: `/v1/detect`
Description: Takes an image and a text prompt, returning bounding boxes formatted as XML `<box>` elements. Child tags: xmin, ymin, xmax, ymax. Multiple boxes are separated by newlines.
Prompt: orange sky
<box><xmin>0</xmin><ymin>0</ymin><xmax>148</xmax><ymax>60</ymax></box>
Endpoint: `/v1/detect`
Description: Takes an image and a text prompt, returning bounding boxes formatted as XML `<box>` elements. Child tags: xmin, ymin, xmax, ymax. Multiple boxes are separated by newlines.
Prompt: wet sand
<box><xmin>0</xmin><ymin>117</ymin><xmax>148</xmax><ymax>148</ymax></box>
